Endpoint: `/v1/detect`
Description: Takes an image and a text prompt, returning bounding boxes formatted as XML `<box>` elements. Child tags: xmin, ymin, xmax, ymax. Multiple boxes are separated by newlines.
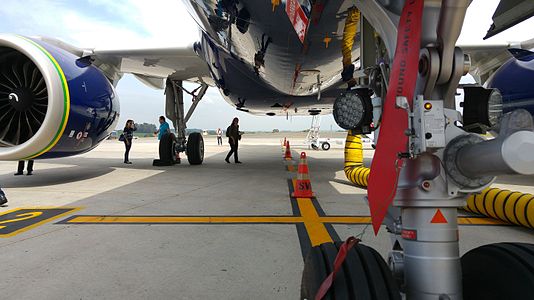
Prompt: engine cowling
<box><xmin>486</xmin><ymin>56</ymin><xmax>534</xmax><ymax>116</ymax></box>
<box><xmin>0</xmin><ymin>34</ymin><xmax>119</xmax><ymax>160</ymax></box>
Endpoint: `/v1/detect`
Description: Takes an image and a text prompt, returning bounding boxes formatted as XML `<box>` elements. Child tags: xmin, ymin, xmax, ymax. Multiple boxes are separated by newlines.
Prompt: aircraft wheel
<box><xmin>462</xmin><ymin>242</ymin><xmax>534</xmax><ymax>300</ymax></box>
<box><xmin>311</xmin><ymin>143</ymin><xmax>319</xmax><ymax>150</ymax></box>
<box><xmin>322</xmin><ymin>142</ymin><xmax>331</xmax><ymax>151</ymax></box>
<box><xmin>159</xmin><ymin>133</ymin><xmax>177</xmax><ymax>164</ymax></box>
<box><xmin>301</xmin><ymin>242</ymin><xmax>401</xmax><ymax>300</ymax></box>
<box><xmin>186</xmin><ymin>132</ymin><xmax>204</xmax><ymax>165</ymax></box>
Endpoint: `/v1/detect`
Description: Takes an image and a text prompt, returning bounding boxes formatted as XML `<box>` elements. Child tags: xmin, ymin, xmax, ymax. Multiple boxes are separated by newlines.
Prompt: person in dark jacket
<box><xmin>225</xmin><ymin>117</ymin><xmax>242</xmax><ymax>164</ymax></box>
<box><xmin>15</xmin><ymin>160</ymin><xmax>34</xmax><ymax>176</ymax></box>
<box><xmin>0</xmin><ymin>187</ymin><xmax>7</xmax><ymax>206</ymax></box>
<box><xmin>123</xmin><ymin>120</ymin><xmax>137</xmax><ymax>164</ymax></box>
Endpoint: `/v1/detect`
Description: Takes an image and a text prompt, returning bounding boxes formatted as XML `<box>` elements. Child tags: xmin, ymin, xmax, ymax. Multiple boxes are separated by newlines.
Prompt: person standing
<box><xmin>0</xmin><ymin>187</ymin><xmax>7</xmax><ymax>206</ymax></box>
<box><xmin>216</xmin><ymin>128</ymin><xmax>223</xmax><ymax>145</ymax></box>
<box><xmin>154</xmin><ymin>116</ymin><xmax>170</xmax><ymax>140</ymax></box>
<box><xmin>15</xmin><ymin>160</ymin><xmax>34</xmax><ymax>176</ymax></box>
<box><xmin>225</xmin><ymin>117</ymin><xmax>242</xmax><ymax>164</ymax></box>
<box><xmin>123</xmin><ymin>120</ymin><xmax>137</xmax><ymax>164</ymax></box>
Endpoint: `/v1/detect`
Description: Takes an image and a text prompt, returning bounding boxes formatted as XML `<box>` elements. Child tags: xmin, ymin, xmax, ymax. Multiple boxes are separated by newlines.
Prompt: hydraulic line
<box><xmin>465</xmin><ymin>187</ymin><xmax>534</xmax><ymax>229</ymax></box>
<box><xmin>344</xmin><ymin>130</ymin><xmax>370</xmax><ymax>187</ymax></box>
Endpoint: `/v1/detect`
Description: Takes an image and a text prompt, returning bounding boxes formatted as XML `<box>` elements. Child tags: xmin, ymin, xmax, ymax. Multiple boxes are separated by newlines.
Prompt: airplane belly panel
<box><xmin>185</xmin><ymin>0</ymin><xmax>358</xmax><ymax>96</ymax></box>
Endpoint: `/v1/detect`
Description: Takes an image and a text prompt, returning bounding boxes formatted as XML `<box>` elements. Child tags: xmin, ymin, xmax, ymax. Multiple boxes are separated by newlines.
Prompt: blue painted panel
<box><xmin>487</xmin><ymin>58</ymin><xmax>534</xmax><ymax>116</ymax></box>
<box><xmin>31</xmin><ymin>39</ymin><xmax>120</xmax><ymax>159</ymax></box>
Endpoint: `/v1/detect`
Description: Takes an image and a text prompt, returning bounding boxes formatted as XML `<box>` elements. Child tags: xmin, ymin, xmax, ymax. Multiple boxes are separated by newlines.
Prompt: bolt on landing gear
<box><xmin>302</xmin><ymin>1</ymin><xmax>534</xmax><ymax>299</ymax></box>
<box><xmin>155</xmin><ymin>79</ymin><xmax>207</xmax><ymax>166</ymax></box>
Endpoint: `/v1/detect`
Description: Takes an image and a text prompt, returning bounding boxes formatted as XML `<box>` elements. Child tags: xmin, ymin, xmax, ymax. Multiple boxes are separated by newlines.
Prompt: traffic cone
<box><xmin>284</xmin><ymin>141</ymin><xmax>292</xmax><ymax>159</ymax></box>
<box><xmin>292</xmin><ymin>152</ymin><xmax>314</xmax><ymax>198</ymax></box>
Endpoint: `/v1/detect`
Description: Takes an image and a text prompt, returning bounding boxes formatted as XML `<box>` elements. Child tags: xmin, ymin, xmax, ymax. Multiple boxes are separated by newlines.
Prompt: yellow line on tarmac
<box><xmin>67</xmin><ymin>216</ymin><xmax>304</xmax><ymax>224</ymax></box>
<box><xmin>458</xmin><ymin>216</ymin><xmax>510</xmax><ymax>226</ymax></box>
<box><xmin>67</xmin><ymin>215</ymin><xmax>511</xmax><ymax>226</ymax></box>
<box><xmin>320</xmin><ymin>216</ymin><xmax>372</xmax><ymax>223</ymax></box>
<box><xmin>296</xmin><ymin>198</ymin><xmax>333</xmax><ymax>246</ymax></box>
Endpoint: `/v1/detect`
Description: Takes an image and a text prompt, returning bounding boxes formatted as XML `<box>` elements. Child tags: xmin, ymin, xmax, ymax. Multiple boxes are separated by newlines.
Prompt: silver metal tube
<box><xmin>457</xmin><ymin>131</ymin><xmax>534</xmax><ymax>178</ymax></box>
<box><xmin>436</xmin><ymin>0</ymin><xmax>469</xmax><ymax>84</ymax></box>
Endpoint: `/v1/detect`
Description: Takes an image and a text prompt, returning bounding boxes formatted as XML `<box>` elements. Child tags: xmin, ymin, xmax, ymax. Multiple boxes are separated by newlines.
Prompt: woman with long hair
<box><xmin>123</xmin><ymin>119</ymin><xmax>136</xmax><ymax>164</ymax></box>
<box><xmin>225</xmin><ymin>117</ymin><xmax>242</xmax><ymax>164</ymax></box>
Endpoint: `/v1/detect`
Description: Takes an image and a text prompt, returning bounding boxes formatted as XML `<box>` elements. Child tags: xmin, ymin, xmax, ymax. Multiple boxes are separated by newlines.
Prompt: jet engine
<box><xmin>486</xmin><ymin>54</ymin><xmax>534</xmax><ymax>118</ymax></box>
<box><xmin>0</xmin><ymin>35</ymin><xmax>119</xmax><ymax>160</ymax></box>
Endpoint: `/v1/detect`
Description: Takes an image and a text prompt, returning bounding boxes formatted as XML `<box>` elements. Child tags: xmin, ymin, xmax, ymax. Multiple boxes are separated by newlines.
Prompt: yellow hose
<box><xmin>465</xmin><ymin>188</ymin><xmax>534</xmax><ymax>229</ymax></box>
<box><xmin>344</xmin><ymin>130</ymin><xmax>370</xmax><ymax>187</ymax></box>
<box><xmin>342</xmin><ymin>7</ymin><xmax>360</xmax><ymax>68</ymax></box>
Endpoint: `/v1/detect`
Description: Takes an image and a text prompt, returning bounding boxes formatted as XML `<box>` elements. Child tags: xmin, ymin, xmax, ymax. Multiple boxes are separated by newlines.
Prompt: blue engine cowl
<box><xmin>486</xmin><ymin>55</ymin><xmax>534</xmax><ymax>117</ymax></box>
<box><xmin>0</xmin><ymin>35</ymin><xmax>119</xmax><ymax>160</ymax></box>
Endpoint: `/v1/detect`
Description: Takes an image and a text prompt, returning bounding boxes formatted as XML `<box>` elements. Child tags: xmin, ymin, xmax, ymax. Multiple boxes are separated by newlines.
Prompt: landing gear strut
<box><xmin>302</xmin><ymin>1</ymin><xmax>534</xmax><ymax>299</ymax></box>
<box><xmin>158</xmin><ymin>78</ymin><xmax>208</xmax><ymax>166</ymax></box>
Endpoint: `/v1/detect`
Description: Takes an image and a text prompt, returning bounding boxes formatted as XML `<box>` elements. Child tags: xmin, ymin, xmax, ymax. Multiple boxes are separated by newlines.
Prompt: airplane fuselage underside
<box><xmin>183</xmin><ymin>0</ymin><xmax>358</xmax><ymax>116</ymax></box>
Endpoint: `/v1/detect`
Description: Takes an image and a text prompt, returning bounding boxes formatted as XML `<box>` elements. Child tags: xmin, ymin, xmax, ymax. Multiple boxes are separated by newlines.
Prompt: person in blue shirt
<box><xmin>0</xmin><ymin>187</ymin><xmax>7</xmax><ymax>206</ymax></box>
<box><xmin>155</xmin><ymin>116</ymin><xmax>170</xmax><ymax>140</ymax></box>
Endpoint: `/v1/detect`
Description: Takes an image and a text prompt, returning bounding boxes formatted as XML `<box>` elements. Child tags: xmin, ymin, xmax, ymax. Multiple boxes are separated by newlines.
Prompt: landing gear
<box><xmin>303</xmin><ymin>1</ymin><xmax>534</xmax><ymax>299</ymax></box>
<box><xmin>321</xmin><ymin>142</ymin><xmax>330</xmax><ymax>151</ymax></box>
<box><xmin>301</xmin><ymin>242</ymin><xmax>401</xmax><ymax>300</ymax></box>
<box><xmin>161</xmin><ymin>78</ymin><xmax>208</xmax><ymax>166</ymax></box>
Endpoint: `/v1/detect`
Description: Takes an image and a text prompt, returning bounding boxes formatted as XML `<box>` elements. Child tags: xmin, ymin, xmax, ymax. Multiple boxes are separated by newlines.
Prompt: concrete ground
<box><xmin>0</xmin><ymin>133</ymin><xmax>533</xmax><ymax>299</ymax></box>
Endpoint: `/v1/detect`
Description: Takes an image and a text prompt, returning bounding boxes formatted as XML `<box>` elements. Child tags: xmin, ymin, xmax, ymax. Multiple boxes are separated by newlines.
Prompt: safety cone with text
<box><xmin>292</xmin><ymin>152</ymin><xmax>314</xmax><ymax>198</ymax></box>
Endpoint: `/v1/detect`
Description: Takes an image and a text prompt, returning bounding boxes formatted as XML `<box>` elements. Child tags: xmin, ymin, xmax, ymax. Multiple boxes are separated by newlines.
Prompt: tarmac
<box><xmin>0</xmin><ymin>132</ymin><xmax>533</xmax><ymax>299</ymax></box>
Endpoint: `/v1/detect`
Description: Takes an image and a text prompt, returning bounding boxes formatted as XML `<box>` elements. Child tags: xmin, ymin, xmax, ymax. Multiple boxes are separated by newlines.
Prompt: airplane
<box><xmin>0</xmin><ymin>0</ymin><xmax>531</xmax><ymax>166</ymax></box>
<box><xmin>2</xmin><ymin>0</ymin><xmax>534</xmax><ymax>298</ymax></box>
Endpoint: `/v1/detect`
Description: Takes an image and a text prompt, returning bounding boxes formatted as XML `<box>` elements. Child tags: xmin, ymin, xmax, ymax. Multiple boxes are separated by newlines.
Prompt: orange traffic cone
<box><xmin>292</xmin><ymin>152</ymin><xmax>314</xmax><ymax>198</ymax></box>
<box><xmin>284</xmin><ymin>141</ymin><xmax>292</xmax><ymax>159</ymax></box>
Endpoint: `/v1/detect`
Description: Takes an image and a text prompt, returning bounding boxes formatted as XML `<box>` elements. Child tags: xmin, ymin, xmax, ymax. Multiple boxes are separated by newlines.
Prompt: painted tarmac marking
<box><xmin>54</xmin><ymin>150</ymin><xmax>511</xmax><ymax>259</ymax></box>
<box><xmin>59</xmin><ymin>215</ymin><xmax>510</xmax><ymax>226</ymax></box>
<box><xmin>0</xmin><ymin>207</ymin><xmax>80</xmax><ymax>237</ymax></box>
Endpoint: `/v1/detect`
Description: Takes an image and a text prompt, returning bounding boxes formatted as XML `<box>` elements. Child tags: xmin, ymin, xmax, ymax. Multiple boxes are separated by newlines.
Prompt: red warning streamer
<box><xmin>315</xmin><ymin>237</ymin><xmax>360</xmax><ymax>300</ymax></box>
<box><xmin>368</xmin><ymin>0</ymin><xmax>424</xmax><ymax>234</ymax></box>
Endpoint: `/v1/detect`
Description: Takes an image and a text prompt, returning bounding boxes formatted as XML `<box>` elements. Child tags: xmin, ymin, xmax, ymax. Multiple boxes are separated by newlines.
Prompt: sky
<box><xmin>0</xmin><ymin>0</ymin><xmax>532</xmax><ymax>131</ymax></box>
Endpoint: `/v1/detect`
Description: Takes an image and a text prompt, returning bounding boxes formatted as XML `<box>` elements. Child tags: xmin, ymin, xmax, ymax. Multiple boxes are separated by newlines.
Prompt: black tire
<box><xmin>186</xmin><ymin>132</ymin><xmax>204</xmax><ymax>165</ymax></box>
<box><xmin>322</xmin><ymin>142</ymin><xmax>331</xmax><ymax>151</ymax></box>
<box><xmin>462</xmin><ymin>243</ymin><xmax>534</xmax><ymax>300</ymax></box>
<box><xmin>158</xmin><ymin>133</ymin><xmax>177</xmax><ymax>164</ymax></box>
<box><xmin>301</xmin><ymin>242</ymin><xmax>401</xmax><ymax>300</ymax></box>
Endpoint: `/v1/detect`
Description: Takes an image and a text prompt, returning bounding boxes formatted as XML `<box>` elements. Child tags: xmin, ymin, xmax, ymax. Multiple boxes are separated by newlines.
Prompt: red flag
<box><xmin>368</xmin><ymin>0</ymin><xmax>424</xmax><ymax>234</ymax></box>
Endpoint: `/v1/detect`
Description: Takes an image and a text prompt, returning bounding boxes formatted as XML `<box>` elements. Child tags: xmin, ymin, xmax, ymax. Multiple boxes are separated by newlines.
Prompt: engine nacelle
<box><xmin>487</xmin><ymin>56</ymin><xmax>534</xmax><ymax>116</ymax></box>
<box><xmin>0</xmin><ymin>35</ymin><xmax>119</xmax><ymax>160</ymax></box>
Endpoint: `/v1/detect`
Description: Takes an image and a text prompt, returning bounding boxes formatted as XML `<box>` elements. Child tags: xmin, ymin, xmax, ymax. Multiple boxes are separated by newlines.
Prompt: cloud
<box><xmin>0</xmin><ymin>0</ymin><xmax>199</xmax><ymax>48</ymax></box>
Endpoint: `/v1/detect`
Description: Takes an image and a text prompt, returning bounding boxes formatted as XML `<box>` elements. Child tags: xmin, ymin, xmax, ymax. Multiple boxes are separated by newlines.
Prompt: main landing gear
<box><xmin>155</xmin><ymin>79</ymin><xmax>208</xmax><ymax>166</ymax></box>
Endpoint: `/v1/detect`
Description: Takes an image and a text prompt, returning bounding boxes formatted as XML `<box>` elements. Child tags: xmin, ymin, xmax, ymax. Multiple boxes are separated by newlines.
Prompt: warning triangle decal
<box><xmin>430</xmin><ymin>209</ymin><xmax>448</xmax><ymax>224</ymax></box>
